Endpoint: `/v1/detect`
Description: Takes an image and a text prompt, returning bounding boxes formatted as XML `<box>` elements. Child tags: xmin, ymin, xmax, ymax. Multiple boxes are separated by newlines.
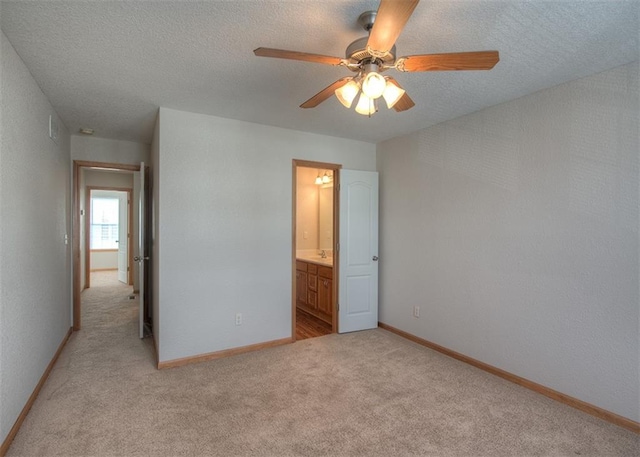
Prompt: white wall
<box><xmin>90</xmin><ymin>251</ymin><xmax>118</xmax><ymax>270</ymax></box>
<box><xmin>71</xmin><ymin>135</ymin><xmax>150</xmax><ymax>165</ymax></box>
<box><xmin>377</xmin><ymin>63</ymin><xmax>639</xmax><ymax>422</ymax></box>
<box><xmin>85</xmin><ymin>169</ymin><xmax>134</xmax><ymax>188</ymax></box>
<box><xmin>0</xmin><ymin>31</ymin><xmax>71</xmax><ymax>443</ymax></box>
<box><xmin>156</xmin><ymin>108</ymin><xmax>376</xmax><ymax>362</ymax></box>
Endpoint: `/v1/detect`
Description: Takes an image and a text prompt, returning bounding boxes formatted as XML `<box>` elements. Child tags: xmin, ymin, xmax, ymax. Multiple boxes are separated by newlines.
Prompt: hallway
<box><xmin>81</xmin><ymin>271</ymin><xmax>140</xmax><ymax>336</ymax></box>
<box><xmin>6</xmin><ymin>272</ymin><xmax>156</xmax><ymax>455</ymax></box>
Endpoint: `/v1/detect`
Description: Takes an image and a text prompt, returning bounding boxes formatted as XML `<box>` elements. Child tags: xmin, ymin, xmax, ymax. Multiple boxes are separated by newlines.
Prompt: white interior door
<box><xmin>117</xmin><ymin>193</ymin><xmax>128</xmax><ymax>284</ymax></box>
<box><xmin>137</xmin><ymin>162</ymin><xmax>146</xmax><ymax>338</ymax></box>
<box><xmin>338</xmin><ymin>169</ymin><xmax>379</xmax><ymax>333</ymax></box>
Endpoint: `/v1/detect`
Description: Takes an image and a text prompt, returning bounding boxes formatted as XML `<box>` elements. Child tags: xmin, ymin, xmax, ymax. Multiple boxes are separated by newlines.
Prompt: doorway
<box><xmin>73</xmin><ymin>160</ymin><xmax>141</xmax><ymax>331</ymax></box>
<box><xmin>86</xmin><ymin>188</ymin><xmax>132</xmax><ymax>288</ymax></box>
<box><xmin>292</xmin><ymin>160</ymin><xmax>341</xmax><ymax>341</ymax></box>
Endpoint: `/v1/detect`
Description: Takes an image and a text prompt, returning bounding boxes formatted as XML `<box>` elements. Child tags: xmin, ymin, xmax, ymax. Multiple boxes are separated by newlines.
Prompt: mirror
<box><xmin>318</xmin><ymin>184</ymin><xmax>333</xmax><ymax>251</ymax></box>
<box><xmin>295</xmin><ymin>167</ymin><xmax>334</xmax><ymax>254</ymax></box>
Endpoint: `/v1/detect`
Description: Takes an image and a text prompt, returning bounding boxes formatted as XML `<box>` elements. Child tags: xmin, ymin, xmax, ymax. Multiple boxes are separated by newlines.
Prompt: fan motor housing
<box><xmin>345</xmin><ymin>36</ymin><xmax>396</xmax><ymax>69</ymax></box>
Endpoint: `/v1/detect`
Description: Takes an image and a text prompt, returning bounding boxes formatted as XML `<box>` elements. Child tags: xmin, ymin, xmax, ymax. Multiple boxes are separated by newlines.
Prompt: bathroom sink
<box><xmin>298</xmin><ymin>255</ymin><xmax>333</xmax><ymax>265</ymax></box>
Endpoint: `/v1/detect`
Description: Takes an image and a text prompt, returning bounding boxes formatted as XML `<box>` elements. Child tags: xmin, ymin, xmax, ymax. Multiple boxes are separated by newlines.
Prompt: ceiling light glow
<box><xmin>355</xmin><ymin>93</ymin><xmax>376</xmax><ymax>116</ymax></box>
<box><xmin>335</xmin><ymin>80</ymin><xmax>360</xmax><ymax>108</ymax></box>
<box><xmin>382</xmin><ymin>80</ymin><xmax>406</xmax><ymax>109</ymax></box>
<box><xmin>362</xmin><ymin>71</ymin><xmax>386</xmax><ymax>99</ymax></box>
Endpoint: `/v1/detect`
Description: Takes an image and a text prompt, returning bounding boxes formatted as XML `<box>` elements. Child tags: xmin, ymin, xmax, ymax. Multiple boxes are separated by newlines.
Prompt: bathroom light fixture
<box><xmin>79</xmin><ymin>128</ymin><xmax>94</xmax><ymax>135</ymax></box>
<box><xmin>315</xmin><ymin>171</ymin><xmax>333</xmax><ymax>185</ymax></box>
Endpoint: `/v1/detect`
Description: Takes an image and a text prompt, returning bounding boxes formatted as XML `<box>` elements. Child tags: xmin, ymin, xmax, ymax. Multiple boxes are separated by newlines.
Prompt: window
<box><xmin>90</xmin><ymin>197</ymin><xmax>119</xmax><ymax>249</ymax></box>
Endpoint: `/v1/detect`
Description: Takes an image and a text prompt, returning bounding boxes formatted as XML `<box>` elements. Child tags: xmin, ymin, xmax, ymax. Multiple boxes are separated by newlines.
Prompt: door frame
<box><xmin>85</xmin><ymin>186</ymin><xmax>133</xmax><ymax>288</ymax></box>
<box><xmin>73</xmin><ymin>160</ymin><xmax>140</xmax><ymax>331</ymax></box>
<box><xmin>291</xmin><ymin>159</ymin><xmax>342</xmax><ymax>340</ymax></box>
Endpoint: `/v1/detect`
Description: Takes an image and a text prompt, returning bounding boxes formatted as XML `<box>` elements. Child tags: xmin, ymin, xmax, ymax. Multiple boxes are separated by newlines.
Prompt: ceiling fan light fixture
<box><xmin>382</xmin><ymin>80</ymin><xmax>405</xmax><ymax>109</ymax></box>
<box><xmin>355</xmin><ymin>93</ymin><xmax>376</xmax><ymax>116</ymax></box>
<box><xmin>335</xmin><ymin>80</ymin><xmax>360</xmax><ymax>108</ymax></box>
<box><xmin>254</xmin><ymin>3</ymin><xmax>500</xmax><ymax>116</ymax></box>
<box><xmin>361</xmin><ymin>64</ymin><xmax>386</xmax><ymax>99</ymax></box>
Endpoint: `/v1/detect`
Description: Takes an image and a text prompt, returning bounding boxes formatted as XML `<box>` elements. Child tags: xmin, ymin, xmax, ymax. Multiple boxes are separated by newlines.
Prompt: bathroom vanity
<box><xmin>295</xmin><ymin>256</ymin><xmax>333</xmax><ymax>325</ymax></box>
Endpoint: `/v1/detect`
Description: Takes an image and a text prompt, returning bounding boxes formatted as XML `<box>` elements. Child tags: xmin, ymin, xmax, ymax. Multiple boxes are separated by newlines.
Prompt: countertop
<box><xmin>296</xmin><ymin>254</ymin><xmax>333</xmax><ymax>267</ymax></box>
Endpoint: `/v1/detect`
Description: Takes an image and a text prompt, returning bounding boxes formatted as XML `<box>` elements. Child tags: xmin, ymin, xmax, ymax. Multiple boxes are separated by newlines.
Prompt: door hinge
<box><xmin>127</xmin><ymin>267</ymin><xmax>130</xmax><ymax>271</ymax></box>
<box><xmin>336</xmin><ymin>243</ymin><xmax>340</xmax><ymax>252</ymax></box>
<box><xmin>336</xmin><ymin>184</ymin><xmax>340</xmax><ymax>191</ymax></box>
<box><xmin>336</xmin><ymin>303</ymin><xmax>339</xmax><ymax>311</ymax></box>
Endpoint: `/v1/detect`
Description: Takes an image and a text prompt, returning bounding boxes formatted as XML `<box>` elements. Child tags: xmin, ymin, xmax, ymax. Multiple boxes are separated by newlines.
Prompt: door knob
<box><xmin>372</xmin><ymin>256</ymin><xmax>379</xmax><ymax>261</ymax></box>
<box><xmin>134</xmin><ymin>256</ymin><xmax>149</xmax><ymax>262</ymax></box>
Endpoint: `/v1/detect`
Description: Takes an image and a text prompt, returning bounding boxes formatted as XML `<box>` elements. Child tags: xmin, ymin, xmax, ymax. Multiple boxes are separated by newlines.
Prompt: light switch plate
<box><xmin>49</xmin><ymin>115</ymin><xmax>58</xmax><ymax>142</ymax></box>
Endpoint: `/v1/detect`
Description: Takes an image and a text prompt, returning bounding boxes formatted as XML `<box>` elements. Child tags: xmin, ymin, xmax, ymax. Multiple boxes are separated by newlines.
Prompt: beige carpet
<box><xmin>7</xmin><ymin>273</ymin><xmax>638</xmax><ymax>456</ymax></box>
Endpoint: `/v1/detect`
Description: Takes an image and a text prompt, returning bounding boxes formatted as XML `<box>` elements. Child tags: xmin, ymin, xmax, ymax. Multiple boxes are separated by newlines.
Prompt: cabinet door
<box><xmin>308</xmin><ymin>274</ymin><xmax>318</xmax><ymax>291</ymax></box>
<box><xmin>307</xmin><ymin>290</ymin><xmax>318</xmax><ymax>310</ymax></box>
<box><xmin>296</xmin><ymin>271</ymin><xmax>308</xmax><ymax>305</ymax></box>
<box><xmin>318</xmin><ymin>278</ymin><xmax>332</xmax><ymax>316</ymax></box>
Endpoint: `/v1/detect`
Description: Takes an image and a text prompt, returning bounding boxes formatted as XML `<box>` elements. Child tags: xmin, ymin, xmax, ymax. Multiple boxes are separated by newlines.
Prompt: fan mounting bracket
<box><xmin>357</xmin><ymin>11</ymin><xmax>377</xmax><ymax>32</ymax></box>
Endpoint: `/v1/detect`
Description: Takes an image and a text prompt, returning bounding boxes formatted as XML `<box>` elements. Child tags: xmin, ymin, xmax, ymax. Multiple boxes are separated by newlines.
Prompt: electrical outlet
<box><xmin>235</xmin><ymin>313</ymin><xmax>242</xmax><ymax>326</ymax></box>
<box><xmin>413</xmin><ymin>306</ymin><xmax>420</xmax><ymax>318</ymax></box>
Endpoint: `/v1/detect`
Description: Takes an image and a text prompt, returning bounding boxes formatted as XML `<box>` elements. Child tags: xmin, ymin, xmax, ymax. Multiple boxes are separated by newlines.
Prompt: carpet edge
<box><xmin>157</xmin><ymin>337</ymin><xmax>294</xmax><ymax>369</ymax></box>
<box><xmin>378</xmin><ymin>322</ymin><xmax>640</xmax><ymax>434</ymax></box>
<box><xmin>1</xmin><ymin>327</ymin><xmax>73</xmax><ymax>456</ymax></box>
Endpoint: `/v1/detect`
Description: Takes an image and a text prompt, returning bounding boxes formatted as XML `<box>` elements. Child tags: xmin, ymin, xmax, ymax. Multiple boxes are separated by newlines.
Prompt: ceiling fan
<box><xmin>253</xmin><ymin>0</ymin><xmax>499</xmax><ymax>116</ymax></box>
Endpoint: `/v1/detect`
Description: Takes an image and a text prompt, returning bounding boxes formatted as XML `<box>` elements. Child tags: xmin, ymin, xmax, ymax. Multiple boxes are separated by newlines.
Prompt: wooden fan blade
<box><xmin>393</xmin><ymin>93</ymin><xmax>415</xmax><ymax>112</ymax></box>
<box><xmin>399</xmin><ymin>51</ymin><xmax>499</xmax><ymax>72</ymax></box>
<box><xmin>367</xmin><ymin>0</ymin><xmax>420</xmax><ymax>55</ymax></box>
<box><xmin>254</xmin><ymin>47</ymin><xmax>343</xmax><ymax>66</ymax></box>
<box><xmin>300</xmin><ymin>78</ymin><xmax>351</xmax><ymax>109</ymax></box>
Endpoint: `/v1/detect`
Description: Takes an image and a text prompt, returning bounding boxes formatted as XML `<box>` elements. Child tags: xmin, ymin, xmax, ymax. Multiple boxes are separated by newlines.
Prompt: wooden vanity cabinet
<box><xmin>307</xmin><ymin>263</ymin><xmax>318</xmax><ymax>311</ymax></box>
<box><xmin>295</xmin><ymin>261</ymin><xmax>308</xmax><ymax>306</ymax></box>
<box><xmin>317</xmin><ymin>266</ymin><xmax>333</xmax><ymax>318</ymax></box>
<box><xmin>296</xmin><ymin>260</ymin><xmax>332</xmax><ymax>325</ymax></box>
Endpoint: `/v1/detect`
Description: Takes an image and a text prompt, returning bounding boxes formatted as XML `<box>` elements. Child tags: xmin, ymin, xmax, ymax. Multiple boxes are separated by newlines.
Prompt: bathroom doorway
<box><xmin>292</xmin><ymin>160</ymin><xmax>341</xmax><ymax>341</ymax></box>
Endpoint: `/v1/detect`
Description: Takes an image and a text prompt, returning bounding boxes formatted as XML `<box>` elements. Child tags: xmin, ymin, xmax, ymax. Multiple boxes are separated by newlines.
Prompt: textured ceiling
<box><xmin>1</xmin><ymin>1</ymin><xmax>638</xmax><ymax>145</ymax></box>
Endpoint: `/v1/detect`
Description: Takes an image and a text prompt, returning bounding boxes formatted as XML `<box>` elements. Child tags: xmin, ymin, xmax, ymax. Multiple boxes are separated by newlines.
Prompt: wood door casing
<box><xmin>292</xmin><ymin>159</ymin><xmax>341</xmax><ymax>340</ymax></box>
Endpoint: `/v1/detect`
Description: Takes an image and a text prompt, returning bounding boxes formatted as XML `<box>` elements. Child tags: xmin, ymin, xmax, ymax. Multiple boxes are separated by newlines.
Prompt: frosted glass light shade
<box><xmin>315</xmin><ymin>175</ymin><xmax>323</xmax><ymax>185</ymax></box>
<box><xmin>382</xmin><ymin>81</ymin><xmax>406</xmax><ymax>109</ymax></box>
<box><xmin>361</xmin><ymin>72</ymin><xmax>386</xmax><ymax>99</ymax></box>
<box><xmin>335</xmin><ymin>80</ymin><xmax>360</xmax><ymax>108</ymax></box>
<box><xmin>355</xmin><ymin>93</ymin><xmax>376</xmax><ymax>116</ymax></box>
